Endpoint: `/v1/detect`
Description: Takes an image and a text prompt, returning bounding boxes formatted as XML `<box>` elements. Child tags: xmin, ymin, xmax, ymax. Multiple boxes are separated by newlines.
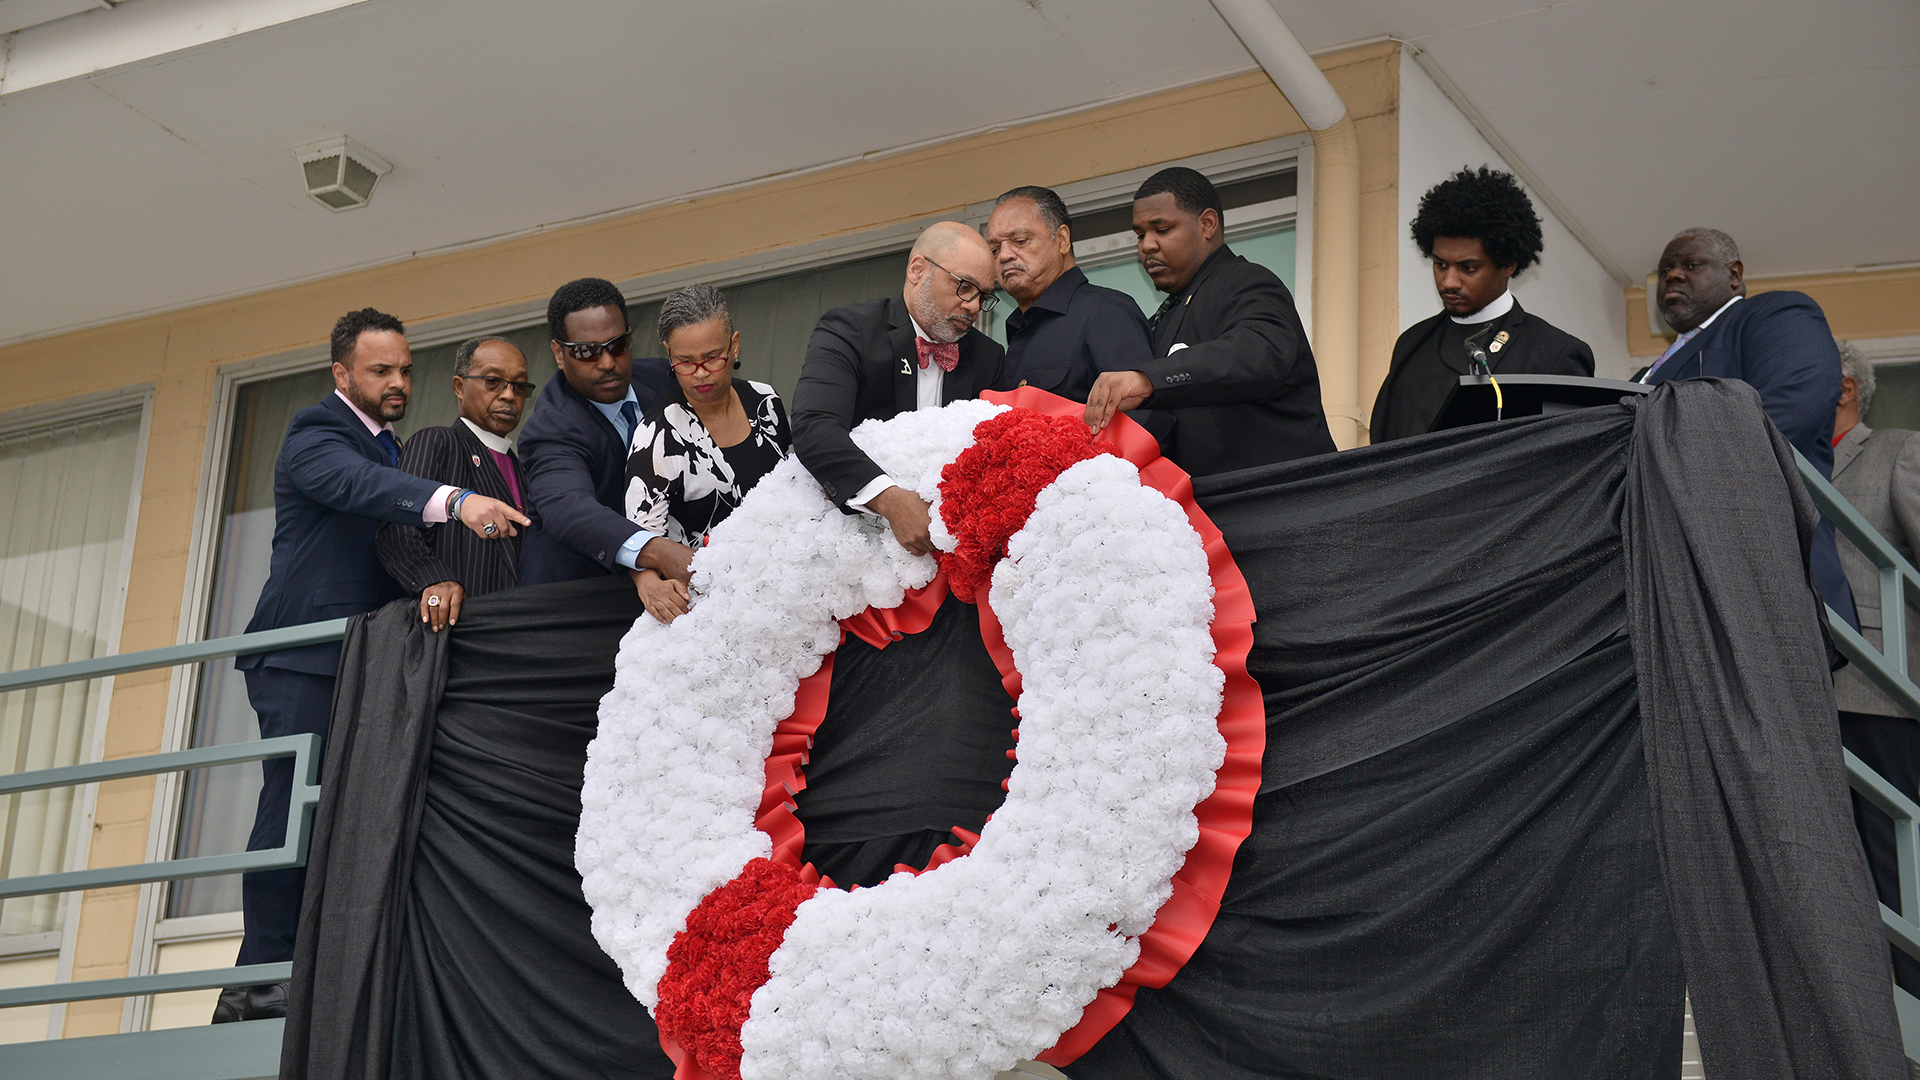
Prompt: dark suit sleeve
<box><xmin>1739</xmin><ymin>295</ymin><xmax>1842</xmax><ymax>466</ymax></box>
<box><xmin>519</xmin><ymin>406</ymin><xmax>644</xmax><ymax>571</ymax></box>
<box><xmin>1556</xmin><ymin>336</ymin><xmax>1596</xmax><ymax>378</ymax></box>
<box><xmin>283</xmin><ymin>414</ymin><xmax>443</xmax><ymax>526</ymax></box>
<box><xmin>376</xmin><ymin>427</ymin><xmax>460</xmax><ymax>594</ymax></box>
<box><xmin>1136</xmin><ymin>270</ymin><xmax>1304</xmax><ymax>410</ymax></box>
<box><xmin>789</xmin><ymin>310</ymin><xmax>884</xmax><ymax>505</ymax></box>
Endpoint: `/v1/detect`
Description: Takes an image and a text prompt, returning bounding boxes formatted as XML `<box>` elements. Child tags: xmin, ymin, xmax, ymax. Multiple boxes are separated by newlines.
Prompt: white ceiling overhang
<box><xmin>0</xmin><ymin>0</ymin><xmax>1912</xmax><ymax>346</ymax></box>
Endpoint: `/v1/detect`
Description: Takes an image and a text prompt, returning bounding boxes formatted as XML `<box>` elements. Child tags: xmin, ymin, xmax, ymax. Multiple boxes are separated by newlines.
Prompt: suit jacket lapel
<box><xmin>887</xmin><ymin>298</ymin><xmax>920</xmax><ymax>413</ymax></box>
<box><xmin>1484</xmin><ymin>303</ymin><xmax>1529</xmax><ymax>373</ymax></box>
<box><xmin>1834</xmin><ymin>424</ymin><xmax>1872</xmax><ymax>477</ymax></box>
<box><xmin>451</xmin><ymin>421</ymin><xmax>515</xmax><ymax>505</ymax></box>
<box><xmin>1155</xmin><ymin>249</ymin><xmax>1232</xmax><ymax>355</ymax></box>
<box><xmin>321</xmin><ymin>393</ymin><xmax>389</xmax><ymax>462</ymax></box>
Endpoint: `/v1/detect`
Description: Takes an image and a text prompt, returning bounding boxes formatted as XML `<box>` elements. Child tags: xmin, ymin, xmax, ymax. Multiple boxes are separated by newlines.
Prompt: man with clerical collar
<box><xmin>377</xmin><ymin>335</ymin><xmax>536</xmax><ymax>630</ymax></box>
<box><xmin>791</xmin><ymin>221</ymin><xmax>1005</xmax><ymax>555</ymax></box>
<box><xmin>985</xmin><ymin>185</ymin><xmax>1169</xmax><ymax>446</ymax></box>
<box><xmin>1370</xmin><ymin>167</ymin><xmax>1595</xmax><ymax>442</ymax></box>
<box><xmin>1633</xmin><ymin>226</ymin><xmax>1856</xmax><ymax>627</ymax></box>
<box><xmin>1084</xmin><ymin>167</ymin><xmax>1335</xmax><ymax>474</ymax></box>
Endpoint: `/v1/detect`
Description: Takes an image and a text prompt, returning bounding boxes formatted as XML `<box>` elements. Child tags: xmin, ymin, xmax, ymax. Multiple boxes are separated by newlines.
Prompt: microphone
<box><xmin>1464</xmin><ymin>327</ymin><xmax>1502</xmax><ymax>420</ymax></box>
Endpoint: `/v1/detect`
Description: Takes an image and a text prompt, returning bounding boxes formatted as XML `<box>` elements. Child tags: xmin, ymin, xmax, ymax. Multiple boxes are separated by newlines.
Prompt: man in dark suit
<box><xmin>791</xmin><ymin>221</ymin><xmax>1005</xmax><ymax>554</ymax></box>
<box><xmin>1636</xmin><ymin>227</ymin><xmax>1858</xmax><ymax>627</ymax></box>
<box><xmin>517</xmin><ymin>277</ymin><xmax>687</xmax><ymax>588</ymax></box>
<box><xmin>1829</xmin><ymin>339</ymin><xmax>1920</xmax><ymax>993</ymax></box>
<box><xmin>985</xmin><ymin>185</ymin><xmax>1171</xmax><ymax>447</ymax></box>
<box><xmin>1085</xmin><ymin>167</ymin><xmax>1336</xmax><ymax>474</ymax></box>
<box><xmin>376</xmin><ymin>335</ymin><xmax>534</xmax><ymax>629</ymax></box>
<box><xmin>219</xmin><ymin>309</ymin><xmax>526</xmax><ymax>1022</ymax></box>
<box><xmin>1371</xmin><ymin>167</ymin><xmax>1595</xmax><ymax>442</ymax></box>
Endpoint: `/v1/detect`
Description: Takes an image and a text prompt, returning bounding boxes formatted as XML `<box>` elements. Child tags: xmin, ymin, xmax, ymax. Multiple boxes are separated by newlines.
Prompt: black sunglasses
<box><xmin>457</xmin><ymin>373</ymin><xmax>538</xmax><ymax>397</ymax></box>
<box><xmin>553</xmin><ymin>332</ymin><xmax>632</xmax><ymax>362</ymax></box>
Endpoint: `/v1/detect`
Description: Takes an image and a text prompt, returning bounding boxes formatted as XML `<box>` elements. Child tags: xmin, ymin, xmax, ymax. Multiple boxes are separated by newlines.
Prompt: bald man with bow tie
<box><xmin>790</xmin><ymin>221</ymin><xmax>1006</xmax><ymax>555</ymax></box>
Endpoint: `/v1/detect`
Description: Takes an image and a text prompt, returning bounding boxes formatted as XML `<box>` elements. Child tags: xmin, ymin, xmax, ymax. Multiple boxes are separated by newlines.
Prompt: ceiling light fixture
<box><xmin>291</xmin><ymin>136</ymin><xmax>392</xmax><ymax>212</ymax></box>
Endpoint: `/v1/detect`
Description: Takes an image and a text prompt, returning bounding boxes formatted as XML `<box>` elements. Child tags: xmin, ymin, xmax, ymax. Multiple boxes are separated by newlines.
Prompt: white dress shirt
<box><xmin>848</xmin><ymin>314</ymin><xmax>946</xmax><ymax>511</ymax></box>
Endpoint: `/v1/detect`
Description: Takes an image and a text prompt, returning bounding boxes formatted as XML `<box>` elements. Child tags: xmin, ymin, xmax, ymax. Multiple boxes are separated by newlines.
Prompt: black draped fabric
<box><xmin>287</xmin><ymin>380</ymin><xmax>1902</xmax><ymax>1080</ymax></box>
<box><xmin>795</xmin><ymin>593</ymin><xmax>1017</xmax><ymax>887</ymax></box>
<box><xmin>285</xmin><ymin>577</ymin><xmax>674</xmax><ymax>1080</ymax></box>
<box><xmin>1067</xmin><ymin>380</ymin><xmax>1901</xmax><ymax>1079</ymax></box>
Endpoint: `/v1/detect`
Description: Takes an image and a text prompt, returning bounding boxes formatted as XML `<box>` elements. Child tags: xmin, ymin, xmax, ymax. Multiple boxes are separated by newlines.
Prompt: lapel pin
<box><xmin>900</xmin><ymin>358</ymin><xmax>912</xmax><ymax>375</ymax></box>
<box><xmin>471</xmin><ymin>453</ymin><xmax>483</xmax><ymax>467</ymax></box>
<box><xmin>1490</xmin><ymin>331</ymin><xmax>1509</xmax><ymax>354</ymax></box>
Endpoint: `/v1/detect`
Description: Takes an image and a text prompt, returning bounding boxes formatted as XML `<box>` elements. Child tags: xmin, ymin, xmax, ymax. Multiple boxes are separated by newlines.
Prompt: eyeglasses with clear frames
<box><xmin>457</xmin><ymin>373</ymin><xmax>538</xmax><ymax>397</ymax></box>
<box><xmin>553</xmin><ymin>332</ymin><xmax>632</xmax><ymax>362</ymax></box>
<box><xmin>921</xmin><ymin>256</ymin><xmax>999</xmax><ymax>313</ymax></box>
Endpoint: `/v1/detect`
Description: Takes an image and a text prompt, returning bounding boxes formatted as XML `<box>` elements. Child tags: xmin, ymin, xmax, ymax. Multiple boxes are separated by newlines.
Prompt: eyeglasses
<box><xmin>457</xmin><ymin>373</ymin><xmax>538</xmax><ymax>397</ymax></box>
<box><xmin>922</xmin><ymin>257</ymin><xmax>999</xmax><ymax>313</ymax></box>
<box><xmin>553</xmin><ymin>332</ymin><xmax>632</xmax><ymax>362</ymax></box>
<box><xmin>670</xmin><ymin>354</ymin><xmax>732</xmax><ymax>376</ymax></box>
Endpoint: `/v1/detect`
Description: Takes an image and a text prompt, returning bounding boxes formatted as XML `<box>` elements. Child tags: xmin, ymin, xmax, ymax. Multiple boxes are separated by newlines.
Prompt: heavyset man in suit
<box><xmin>220</xmin><ymin>309</ymin><xmax>525</xmax><ymax>1022</ymax></box>
<box><xmin>1636</xmin><ymin>227</ymin><xmax>1858</xmax><ymax>627</ymax></box>
<box><xmin>1085</xmin><ymin>167</ymin><xmax>1336</xmax><ymax>474</ymax></box>
<box><xmin>791</xmin><ymin>221</ymin><xmax>1005</xmax><ymax>554</ymax></box>
<box><xmin>517</xmin><ymin>277</ymin><xmax>690</xmax><ymax>590</ymax></box>
<box><xmin>1829</xmin><ymin>340</ymin><xmax>1920</xmax><ymax>993</ymax></box>
<box><xmin>1370</xmin><ymin>167</ymin><xmax>1595</xmax><ymax>442</ymax></box>
<box><xmin>984</xmin><ymin>185</ymin><xmax>1169</xmax><ymax>446</ymax></box>
<box><xmin>376</xmin><ymin>335</ymin><xmax>535</xmax><ymax>629</ymax></box>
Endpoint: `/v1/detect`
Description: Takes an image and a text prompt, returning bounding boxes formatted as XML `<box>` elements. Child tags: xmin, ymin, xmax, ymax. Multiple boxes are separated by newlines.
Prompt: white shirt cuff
<box><xmin>847</xmin><ymin>475</ymin><xmax>897</xmax><ymax>512</ymax></box>
<box><xmin>614</xmin><ymin>528</ymin><xmax>658</xmax><ymax>570</ymax></box>
<box><xmin>422</xmin><ymin>485</ymin><xmax>459</xmax><ymax>524</ymax></box>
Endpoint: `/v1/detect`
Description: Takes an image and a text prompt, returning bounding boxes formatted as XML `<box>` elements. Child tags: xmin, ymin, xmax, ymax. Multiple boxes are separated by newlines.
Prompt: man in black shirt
<box><xmin>1085</xmin><ymin>167</ymin><xmax>1335</xmax><ymax>474</ymax></box>
<box><xmin>986</xmin><ymin>186</ymin><xmax>1170</xmax><ymax>446</ymax></box>
<box><xmin>1370</xmin><ymin>167</ymin><xmax>1594</xmax><ymax>442</ymax></box>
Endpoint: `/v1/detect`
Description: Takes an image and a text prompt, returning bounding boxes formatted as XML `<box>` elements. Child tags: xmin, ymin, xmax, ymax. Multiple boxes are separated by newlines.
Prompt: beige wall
<box><xmin>1625</xmin><ymin>266</ymin><xmax>1920</xmax><ymax>358</ymax></box>
<box><xmin>0</xmin><ymin>43</ymin><xmax>1402</xmax><ymax>1037</ymax></box>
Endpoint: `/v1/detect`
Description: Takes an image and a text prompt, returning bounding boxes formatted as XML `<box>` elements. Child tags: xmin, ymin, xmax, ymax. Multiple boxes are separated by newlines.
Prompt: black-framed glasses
<box><xmin>670</xmin><ymin>353</ymin><xmax>732</xmax><ymax>376</ymax></box>
<box><xmin>553</xmin><ymin>332</ymin><xmax>632</xmax><ymax>362</ymax></box>
<box><xmin>457</xmin><ymin>373</ymin><xmax>538</xmax><ymax>397</ymax></box>
<box><xmin>922</xmin><ymin>256</ymin><xmax>999</xmax><ymax>313</ymax></box>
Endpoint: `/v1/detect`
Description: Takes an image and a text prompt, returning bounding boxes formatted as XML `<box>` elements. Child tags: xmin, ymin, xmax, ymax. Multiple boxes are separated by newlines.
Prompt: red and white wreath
<box><xmin>578</xmin><ymin>389</ymin><xmax>1262</xmax><ymax>1080</ymax></box>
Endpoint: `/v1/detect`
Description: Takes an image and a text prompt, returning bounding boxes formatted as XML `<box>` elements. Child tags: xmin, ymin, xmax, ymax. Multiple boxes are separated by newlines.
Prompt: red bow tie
<box><xmin>915</xmin><ymin>338</ymin><xmax>960</xmax><ymax>373</ymax></box>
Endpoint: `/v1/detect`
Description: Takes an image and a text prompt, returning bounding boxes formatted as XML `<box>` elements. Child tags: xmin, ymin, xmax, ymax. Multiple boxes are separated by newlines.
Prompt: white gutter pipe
<box><xmin>1207</xmin><ymin>0</ymin><xmax>1365</xmax><ymax>447</ymax></box>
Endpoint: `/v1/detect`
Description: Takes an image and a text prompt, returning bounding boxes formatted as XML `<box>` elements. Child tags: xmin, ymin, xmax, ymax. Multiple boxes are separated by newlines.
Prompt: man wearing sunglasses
<box><xmin>376</xmin><ymin>336</ymin><xmax>536</xmax><ymax>630</ymax></box>
<box><xmin>519</xmin><ymin>277</ymin><xmax>683</xmax><ymax>586</ymax></box>
<box><xmin>791</xmin><ymin>221</ymin><xmax>1006</xmax><ymax>555</ymax></box>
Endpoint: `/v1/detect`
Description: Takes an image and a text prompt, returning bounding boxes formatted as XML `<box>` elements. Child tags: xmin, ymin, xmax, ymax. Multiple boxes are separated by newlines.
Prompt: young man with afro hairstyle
<box><xmin>1369</xmin><ymin>167</ymin><xmax>1595</xmax><ymax>442</ymax></box>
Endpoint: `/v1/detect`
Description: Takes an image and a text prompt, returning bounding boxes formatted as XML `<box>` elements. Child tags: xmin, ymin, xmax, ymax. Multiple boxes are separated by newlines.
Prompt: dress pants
<box><xmin>237</xmin><ymin>666</ymin><xmax>336</xmax><ymax>969</ymax></box>
<box><xmin>1839</xmin><ymin>709</ymin><xmax>1920</xmax><ymax>995</ymax></box>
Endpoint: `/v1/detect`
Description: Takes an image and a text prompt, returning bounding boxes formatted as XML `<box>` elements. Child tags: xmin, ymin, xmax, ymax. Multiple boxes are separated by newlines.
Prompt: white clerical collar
<box><xmin>1450</xmin><ymin>290</ymin><xmax>1515</xmax><ymax>325</ymax></box>
<box><xmin>1694</xmin><ymin>293</ymin><xmax>1743</xmax><ymax>331</ymax></box>
<box><xmin>459</xmin><ymin>416</ymin><xmax>513</xmax><ymax>454</ymax></box>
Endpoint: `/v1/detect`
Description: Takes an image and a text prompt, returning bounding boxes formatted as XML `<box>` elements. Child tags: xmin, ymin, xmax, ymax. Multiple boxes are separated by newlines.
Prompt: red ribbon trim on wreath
<box><xmin>654</xmin><ymin>389</ymin><xmax>1264</xmax><ymax>1079</ymax></box>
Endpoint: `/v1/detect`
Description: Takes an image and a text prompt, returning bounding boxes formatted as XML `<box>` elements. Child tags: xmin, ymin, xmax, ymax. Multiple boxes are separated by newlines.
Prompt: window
<box><xmin>0</xmin><ymin>406</ymin><xmax>144</xmax><ymax>937</ymax></box>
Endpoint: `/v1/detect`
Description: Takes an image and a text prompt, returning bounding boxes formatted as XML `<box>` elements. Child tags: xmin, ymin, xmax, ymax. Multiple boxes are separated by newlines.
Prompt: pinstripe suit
<box><xmin>375</xmin><ymin>421</ymin><xmax>522</xmax><ymax>597</ymax></box>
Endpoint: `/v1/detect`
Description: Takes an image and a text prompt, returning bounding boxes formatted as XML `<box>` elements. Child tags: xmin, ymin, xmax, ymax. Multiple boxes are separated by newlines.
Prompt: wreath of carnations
<box><xmin>578</xmin><ymin>388</ymin><xmax>1262</xmax><ymax>1080</ymax></box>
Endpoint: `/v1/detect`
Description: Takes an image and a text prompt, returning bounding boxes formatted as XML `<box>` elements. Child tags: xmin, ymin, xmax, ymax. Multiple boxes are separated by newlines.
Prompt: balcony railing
<box><xmin>2</xmin><ymin>456</ymin><xmax>1919</xmax><ymax>1075</ymax></box>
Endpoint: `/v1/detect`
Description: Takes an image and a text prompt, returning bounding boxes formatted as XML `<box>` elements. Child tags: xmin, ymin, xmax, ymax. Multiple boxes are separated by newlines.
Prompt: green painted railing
<box><xmin>0</xmin><ymin>619</ymin><xmax>342</xmax><ymax>1079</ymax></box>
<box><xmin>1797</xmin><ymin>449</ymin><xmax>1920</xmax><ymax>1058</ymax></box>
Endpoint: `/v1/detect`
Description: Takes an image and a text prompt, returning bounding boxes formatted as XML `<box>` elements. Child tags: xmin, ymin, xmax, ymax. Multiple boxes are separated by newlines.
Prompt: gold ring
<box><xmin>427</xmin><ymin>595</ymin><xmax>440</xmax><ymax>606</ymax></box>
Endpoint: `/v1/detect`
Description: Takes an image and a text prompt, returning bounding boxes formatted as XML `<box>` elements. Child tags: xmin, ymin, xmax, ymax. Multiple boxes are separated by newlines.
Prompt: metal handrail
<box><xmin>0</xmin><ymin>618</ymin><xmax>344</xmax><ymax>1015</ymax></box>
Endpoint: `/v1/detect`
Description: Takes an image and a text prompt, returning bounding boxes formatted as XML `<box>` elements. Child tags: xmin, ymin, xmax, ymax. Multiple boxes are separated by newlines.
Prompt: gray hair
<box><xmin>656</xmin><ymin>284</ymin><xmax>732</xmax><ymax>345</ymax></box>
<box><xmin>453</xmin><ymin>335</ymin><xmax>515</xmax><ymax>376</ymax></box>
<box><xmin>994</xmin><ymin>185</ymin><xmax>1073</xmax><ymax>235</ymax></box>
<box><xmin>1839</xmin><ymin>338</ymin><xmax>1875</xmax><ymax>415</ymax></box>
<box><xmin>1670</xmin><ymin>227</ymin><xmax>1741</xmax><ymax>265</ymax></box>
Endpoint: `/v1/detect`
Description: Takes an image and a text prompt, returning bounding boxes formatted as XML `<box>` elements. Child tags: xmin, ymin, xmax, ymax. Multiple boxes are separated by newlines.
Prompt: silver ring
<box><xmin>427</xmin><ymin>595</ymin><xmax>440</xmax><ymax>607</ymax></box>
<box><xmin>482</xmin><ymin>523</ymin><xmax>496</xmax><ymax>535</ymax></box>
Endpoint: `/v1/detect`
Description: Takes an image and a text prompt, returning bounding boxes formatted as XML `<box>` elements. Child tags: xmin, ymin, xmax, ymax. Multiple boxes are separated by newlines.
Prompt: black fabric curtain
<box><xmin>284</xmin><ymin>380</ymin><xmax>1903</xmax><ymax>1080</ymax></box>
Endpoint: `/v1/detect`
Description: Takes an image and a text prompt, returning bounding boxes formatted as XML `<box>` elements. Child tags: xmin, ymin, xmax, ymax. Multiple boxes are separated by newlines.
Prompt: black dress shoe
<box><xmin>209</xmin><ymin>981</ymin><xmax>288</xmax><ymax>1023</ymax></box>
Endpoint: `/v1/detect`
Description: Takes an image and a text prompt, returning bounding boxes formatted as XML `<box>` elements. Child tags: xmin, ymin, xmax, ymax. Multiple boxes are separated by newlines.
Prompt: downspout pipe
<box><xmin>1207</xmin><ymin>0</ymin><xmax>1364</xmax><ymax>448</ymax></box>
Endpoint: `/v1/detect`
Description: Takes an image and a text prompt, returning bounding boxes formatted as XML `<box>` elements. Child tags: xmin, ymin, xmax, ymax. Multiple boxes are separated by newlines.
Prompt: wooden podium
<box><xmin>1428</xmin><ymin>374</ymin><xmax>1650</xmax><ymax>433</ymax></box>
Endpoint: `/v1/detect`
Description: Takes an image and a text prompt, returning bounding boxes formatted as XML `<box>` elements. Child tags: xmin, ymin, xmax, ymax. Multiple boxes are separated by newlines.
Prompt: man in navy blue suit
<box><xmin>215</xmin><ymin>308</ymin><xmax>527</xmax><ymax>1023</ymax></box>
<box><xmin>1638</xmin><ymin>227</ymin><xmax>1858</xmax><ymax>627</ymax></box>
<box><xmin>517</xmin><ymin>277</ymin><xmax>689</xmax><ymax>589</ymax></box>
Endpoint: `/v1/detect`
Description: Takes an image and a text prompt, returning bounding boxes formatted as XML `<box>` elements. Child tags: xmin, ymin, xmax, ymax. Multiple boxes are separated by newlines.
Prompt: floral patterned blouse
<box><xmin>624</xmin><ymin>379</ymin><xmax>791</xmax><ymax>547</ymax></box>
